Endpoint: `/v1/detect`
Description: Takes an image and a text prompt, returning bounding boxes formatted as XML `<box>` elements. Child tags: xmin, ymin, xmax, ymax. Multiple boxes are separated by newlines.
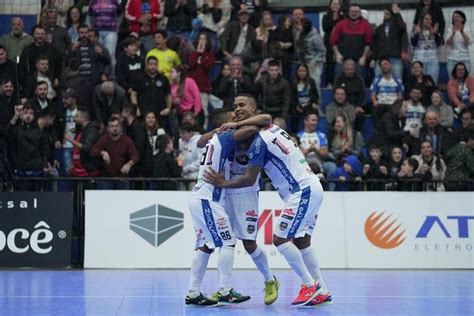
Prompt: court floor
<box><xmin>0</xmin><ymin>269</ymin><xmax>472</xmax><ymax>315</ymax></box>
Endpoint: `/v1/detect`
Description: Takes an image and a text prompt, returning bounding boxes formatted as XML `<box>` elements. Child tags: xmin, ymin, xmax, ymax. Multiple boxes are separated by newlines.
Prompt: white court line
<box><xmin>1</xmin><ymin>295</ymin><xmax>474</xmax><ymax>298</ymax></box>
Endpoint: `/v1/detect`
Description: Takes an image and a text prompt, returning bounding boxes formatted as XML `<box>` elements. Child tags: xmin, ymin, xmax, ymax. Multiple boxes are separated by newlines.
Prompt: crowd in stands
<box><xmin>0</xmin><ymin>0</ymin><xmax>473</xmax><ymax>192</ymax></box>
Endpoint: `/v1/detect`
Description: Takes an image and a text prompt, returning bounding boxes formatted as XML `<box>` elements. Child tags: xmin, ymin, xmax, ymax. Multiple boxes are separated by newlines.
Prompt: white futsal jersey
<box><xmin>227</xmin><ymin>145</ymin><xmax>260</xmax><ymax>194</ymax></box>
<box><xmin>248</xmin><ymin>125</ymin><xmax>319</xmax><ymax>201</ymax></box>
<box><xmin>191</xmin><ymin>131</ymin><xmax>238</xmax><ymax>202</ymax></box>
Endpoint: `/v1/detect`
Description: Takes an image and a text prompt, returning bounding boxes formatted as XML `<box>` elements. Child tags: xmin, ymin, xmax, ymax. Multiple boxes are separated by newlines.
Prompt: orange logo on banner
<box><xmin>365</xmin><ymin>211</ymin><xmax>406</xmax><ymax>249</ymax></box>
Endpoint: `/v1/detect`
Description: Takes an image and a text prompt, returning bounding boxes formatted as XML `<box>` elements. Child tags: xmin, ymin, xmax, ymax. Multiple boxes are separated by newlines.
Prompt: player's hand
<box><xmin>203</xmin><ymin>167</ymin><xmax>225</xmax><ymax>187</ymax></box>
<box><xmin>219</xmin><ymin>122</ymin><xmax>238</xmax><ymax>132</ymax></box>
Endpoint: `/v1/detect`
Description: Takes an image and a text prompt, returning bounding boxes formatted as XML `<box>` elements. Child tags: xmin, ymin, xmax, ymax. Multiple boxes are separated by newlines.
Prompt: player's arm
<box><xmin>197</xmin><ymin>129</ymin><xmax>218</xmax><ymax>148</ymax></box>
<box><xmin>204</xmin><ymin>165</ymin><xmax>261</xmax><ymax>188</ymax></box>
<box><xmin>221</xmin><ymin>114</ymin><xmax>272</xmax><ymax>132</ymax></box>
<box><xmin>232</xmin><ymin>125</ymin><xmax>260</xmax><ymax>142</ymax></box>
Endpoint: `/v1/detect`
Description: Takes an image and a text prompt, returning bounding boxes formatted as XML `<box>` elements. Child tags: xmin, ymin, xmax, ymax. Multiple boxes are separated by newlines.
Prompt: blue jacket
<box><xmin>329</xmin><ymin>155</ymin><xmax>362</xmax><ymax>191</ymax></box>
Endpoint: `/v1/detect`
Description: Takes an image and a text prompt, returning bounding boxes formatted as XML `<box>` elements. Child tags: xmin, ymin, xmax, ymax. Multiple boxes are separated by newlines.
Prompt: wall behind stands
<box><xmin>84</xmin><ymin>191</ymin><xmax>474</xmax><ymax>269</ymax></box>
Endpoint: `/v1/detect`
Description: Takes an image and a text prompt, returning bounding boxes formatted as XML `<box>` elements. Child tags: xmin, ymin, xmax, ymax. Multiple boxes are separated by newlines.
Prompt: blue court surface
<box><xmin>0</xmin><ymin>269</ymin><xmax>472</xmax><ymax>315</ymax></box>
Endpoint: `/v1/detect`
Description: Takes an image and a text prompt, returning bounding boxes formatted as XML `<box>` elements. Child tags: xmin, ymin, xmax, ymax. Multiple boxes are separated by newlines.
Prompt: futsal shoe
<box><xmin>213</xmin><ymin>289</ymin><xmax>251</xmax><ymax>304</ymax></box>
<box><xmin>291</xmin><ymin>282</ymin><xmax>322</xmax><ymax>306</ymax></box>
<box><xmin>264</xmin><ymin>276</ymin><xmax>279</xmax><ymax>305</ymax></box>
<box><xmin>185</xmin><ymin>293</ymin><xmax>219</xmax><ymax>307</ymax></box>
<box><xmin>302</xmin><ymin>291</ymin><xmax>333</xmax><ymax>307</ymax></box>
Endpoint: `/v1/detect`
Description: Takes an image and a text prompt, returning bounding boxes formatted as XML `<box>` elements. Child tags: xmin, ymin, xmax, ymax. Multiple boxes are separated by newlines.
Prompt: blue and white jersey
<box><xmin>370</xmin><ymin>75</ymin><xmax>404</xmax><ymax>105</ymax></box>
<box><xmin>192</xmin><ymin>131</ymin><xmax>238</xmax><ymax>202</ymax></box>
<box><xmin>248</xmin><ymin>125</ymin><xmax>319</xmax><ymax>201</ymax></box>
<box><xmin>227</xmin><ymin>145</ymin><xmax>260</xmax><ymax>194</ymax></box>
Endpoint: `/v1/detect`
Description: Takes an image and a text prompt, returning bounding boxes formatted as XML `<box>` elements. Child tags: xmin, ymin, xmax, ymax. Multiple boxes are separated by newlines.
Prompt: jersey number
<box><xmin>200</xmin><ymin>144</ymin><xmax>213</xmax><ymax>165</ymax></box>
<box><xmin>280</xmin><ymin>130</ymin><xmax>298</xmax><ymax>148</ymax></box>
<box><xmin>220</xmin><ymin>231</ymin><xmax>232</xmax><ymax>240</ymax></box>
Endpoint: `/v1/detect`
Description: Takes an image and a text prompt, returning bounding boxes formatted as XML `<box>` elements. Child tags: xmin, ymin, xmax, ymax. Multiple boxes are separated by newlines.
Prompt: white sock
<box><xmin>277</xmin><ymin>242</ymin><xmax>314</xmax><ymax>286</ymax></box>
<box><xmin>218</xmin><ymin>246</ymin><xmax>235</xmax><ymax>294</ymax></box>
<box><xmin>300</xmin><ymin>247</ymin><xmax>328</xmax><ymax>293</ymax></box>
<box><xmin>189</xmin><ymin>249</ymin><xmax>211</xmax><ymax>296</ymax></box>
<box><xmin>249</xmin><ymin>246</ymin><xmax>273</xmax><ymax>282</ymax></box>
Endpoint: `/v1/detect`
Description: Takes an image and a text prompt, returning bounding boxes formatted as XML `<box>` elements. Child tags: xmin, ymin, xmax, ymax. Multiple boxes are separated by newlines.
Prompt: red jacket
<box><xmin>330</xmin><ymin>17</ymin><xmax>372</xmax><ymax>61</ymax></box>
<box><xmin>187</xmin><ymin>51</ymin><xmax>215</xmax><ymax>93</ymax></box>
<box><xmin>447</xmin><ymin>76</ymin><xmax>474</xmax><ymax>109</ymax></box>
<box><xmin>125</xmin><ymin>0</ymin><xmax>160</xmax><ymax>34</ymax></box>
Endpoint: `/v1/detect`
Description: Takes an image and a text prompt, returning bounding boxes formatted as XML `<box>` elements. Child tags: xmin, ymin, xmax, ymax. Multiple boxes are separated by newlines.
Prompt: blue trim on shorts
<box><xmin>287</xmin><ymin>186</ymin><xmax>311</xmax><ymax>238</ymax></box>
<box><xmin>201</xmin><ymin>199</ymin><xmax>223</xmax><ymax>247</ymax></box>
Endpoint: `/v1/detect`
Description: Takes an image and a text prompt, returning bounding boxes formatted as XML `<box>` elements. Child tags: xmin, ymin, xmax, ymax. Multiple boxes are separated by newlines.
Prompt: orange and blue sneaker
<box><xmin>291</xmin><ymin>282</ymin><xmax>322</xmax><ymax>306</ymax></box>
<box><xmin>303</xmin><ymin>291</ymin><xmax>333</xmax><ymax>307</ymax></box>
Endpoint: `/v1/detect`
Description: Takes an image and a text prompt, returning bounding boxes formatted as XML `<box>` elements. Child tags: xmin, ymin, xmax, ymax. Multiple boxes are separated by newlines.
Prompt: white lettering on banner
<box><xmin>0</xmin><ymin>198</ymin><xmax>38</xmax><ymax>209</ymax></box>
<box><xmin>0</xmin><ymin>221</ymin><xmax>54</xmax><ymax>254</ymax></box>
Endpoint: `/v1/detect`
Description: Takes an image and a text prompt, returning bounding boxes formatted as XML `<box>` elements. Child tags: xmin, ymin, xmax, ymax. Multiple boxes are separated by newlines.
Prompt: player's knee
<box><xmin>272</xmin><ymin>235</ymin><xmax>288</xmax><ymax>247</ymax></box>
<box><xmin>293</xmin><ymin>238</ymin><xmax>311</xmax><ymax>249</ymax></box>
<box><xmin>242</xmin><ymin>239</ymin><xmax>257</xmax><ymax>253</ymax></box>
<box><xmin>198</xmin><ymin>245</ymin><xmax>214</xmax><ymax>254</ymax></box>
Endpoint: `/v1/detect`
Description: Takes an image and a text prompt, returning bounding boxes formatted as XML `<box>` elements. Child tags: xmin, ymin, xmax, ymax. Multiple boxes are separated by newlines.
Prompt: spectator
<box><xmin>146</xmin><ymin>30</ymin><xmax>181</xmax><ymax>80</ymax></box>
<box><xmin>454</xmin><ymin>108</ymin><xmax>474</xmax><ymax>143</ymax></box>
<box><xmin>93</xmin><ymin>81</ymin><xmax>127</xmax><ymax>126</ymax></box>
<box><xmin>44</xmin><ymin>9</ymin><xmax>71</xmax><ymax>57</ymax></box>
<box><xmin>446</xmin><ymin>10</ymin><xmax>471</xmax><ymax>74</ymax></box>
<box><xmin>290</xmin><ymin>63</ymin><xmax>319</xmax><ymax>131</ymax></box>
<box><xmin>362</xmin><ymin>144</ymin><xmax>390</xmax><ymax>190</ymax></box>
<box><xmin>89</xmin><ymin>0</ymin><xmax>121</xmax><ymax>71</ymax></box>
<box><xmin>211</xmin><ymin>62</ymin><xmax>231</xmax><ymax>101</ymax></box>
<box><xmin>322</xmin><ymin>0</ymin><xmax>343</xmax><ymax>87</ymax></box>
<box><xmin>0</xmin><ymin>80</ymin><xmax>16</xmax><ymax>157</ymax></box>
<box><xmin>19</xmin><ymin>26</ymin><xmax>62</xmax><ymax>90</ymax></box>
<box><xmin>115</xmin><ymin>37</ymin><xmax>145</xmax><ymax>94</ymax></box>
<box><xmin>444</xmin><ymin>130</ymin><xmax>474</xmax><ymax>191</ymax></box>
<box><xmin>28</xmin><ymin>81</ymin><xmax>53</xmax><ymax>117</ymax></box>
<box><xmin>396</xmin><ymin>158</ymin><xmax>423</xmax><ymax>191</ymax></box>
<box><xmin>144</xmin><ymin>111</ymin><xmax>166</xmax><ymax>156</ymax></box>
<box><xmin>91</xmin><ymin>116</ymin><xmax>140</xmax><ymax>188</ymax></box>
<box><xmin>255</xmin><ymin>10</ymin><xmax>275</xmax><ymax>44</ymax></box>
<box><xmin>68</xmin><ymin>24</ymin><xmax>111</xmax><ymax>86</ymax></box>
<box><xmin>24</xmin><ymin>55</ymin><xmax>57</xmax><ymax>100</ymax></box>
<box><xmin>122</xmin><ymin>103</ymin><xmax>153</xmax><ymax>176</ymax></box>
<box><xmin>0</xmin><ymin>17</ymin><xmax>33</xmax><ymax>62</ymax></box>
<box><xmin>87</xmin><ymin>29</ymin><xmax>113</xmax><ymax>81</ymax></box>
<box><xmin>413</xmin><ymin>110</ymin><xmax>455</xmax><ymax>156</ymax></box>
<box><xmin>328</xmin><ymin>113</ymin><xmax>364</xmax><ymax>162</ymax></box>
<box><xmin>178</xmin><ymin>123</ymin><xmax>201</xmax><ymax>189</ymax></box>
<box><xmin>66</xmin><ymin>6</ymin><xmax>84</xmax><ymax>43</ymax></box>
<box><xmin>170</xmin><ymin>66</ymin><xmax>202</xmax><ymax>123</ymax></box>
<box><xmin>388</xmin><ymin>145</ymin><xmax>403</xmax><ymax>178</ymax></box>
<box><xmin>372</xmin><ymin>4</ymin><xmax>408</xmax><ymax>80</ymax></box>
<box><xmin>131</xmin><ymin>56</ymin><xmax>171</xmax><ymax>123</ymax></box>
<box><xmin>412</xmin><ymin>140</ymin><xmax>446</xmax><ymax>191</ymax></box>
<box><xmin>267</xmin><ymin>15</ymin><xmax>293</xmax><ymax>79</ymax></box>
<box><xmin>198</xmin><ymin>0</ymin><xmax>231</xmax><ymax>51</ymax></box>
<box><xmin>220</xmin><ymin>9</ymin><xmax>256</xmax><ymax>59</ymax></box>
<box><xmin>67</xmin><ymin>108</ymin><xmax>101</xmax><ymax>177</ymax></box>
<box><xmin>62</xmin><ymin>58</ymin><xmax>93</xmax><ymax>111</ymax></box>
<box><xmin>328</xmin><ymin>154</ymin><xmax>362</xmax><ymax>191</ymax></box>
<box><xmin>404</xmin><ymin>61</ymin><xmax>436</xmax><ymax>107</ymax></box>
<box><xmin>291</xmin><ymin>7</ymin><xmax>305</xmax><ymax>41</ymax></box>
<box><xmin>188</xmin><ymin>32</ymin><xmax>215</xmax><ymax>127</ymax></box>
<box><xmin>0</xmin><ymin>45</ymin><xmax>19</xmax><ymax>93</ymax></box>
<box><xmin>125</xmin><ymin>0</ymin><xmax>161</xmax><ymax>51</ymax></box>
<box><xmin>413</xmin><ymin>0</ymin><xmax>446</xmax><ymax>42</ymax></box>
<box><xmin>57</xmin><ymin>88</ymin><xmax>78</xmax><ymax>176</ymax></box>
<box><xmin>164</xmin><ymin>0</ymin><xmax>197</xmax><ymax>39</ymax></box>
<box><xmin>297</xmin><ymin>110</ymin><xmax>337</xmax><ymax>177</ymax></box>
<box><xmin>299</xmin><ymin>18</ymin><xmax>325</xmax><ymax>96</ymax></box>
<box><xmin>256</xmin><ymin>59</ymin><xmax>291</xmax><ymax>119</ymax></box>
<box><xmin>330</xmin><ymin>3</ymin><xmax>372</xmax><ymax>78</ymax></box>
<box><xmin>411</xmin><ymin>12</ymin><xmax>442</xmax><ymax>84</ymax></box>
<box><xmin>404</xmin><ymin>87</ymin><xmax>426</xmax><ymax>134</ymax></box>
<box><xmin>166</xmin><ymin>34</ymin><xmax>194</xmax><ymax>64</ymax></box>
<box><xmin>326</xmin><ymin>86</ymin><xmax>355</xmax><ymax>126</ymax></box>
<box><xmin>231</xmin><ymin>0</ymin><xmax>268</xmax><ymax>28</ymax></box>
<box><xmin>370</xmin><ymin>57</ymin><xmax>404</xmax><ymax>125</ymax></box>
<box><xmin>427</xmin><ymin>90</ymin><xmax>454</xmax><ymax>128</ymax></box>
<box><xmin>42</xmin><ymin>0</ymin><xmax>74</xmax><ymax>27</ymax></box>
<box><xmin>447</xmin><ymin>62</ymin><xmax>474</xmax><ymax>115</ymax></box>
<box><xmin>152</xmin><ymin>133</ymin><xmax>182</xmax><ymax>190</ymax></box>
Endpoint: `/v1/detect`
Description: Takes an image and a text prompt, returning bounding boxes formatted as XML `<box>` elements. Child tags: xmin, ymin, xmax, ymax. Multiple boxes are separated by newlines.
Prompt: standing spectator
<box><xmin>220</xmin><ymin>9</ymin><xmax>256</xmax><ymax>59</ymax></box>
<box><xmin>414</xmin><ymin>111</ymin><xmax>455</xmax><ymax>156</ymax></box>
<box><xmin>255</xmin><ymin>10</ymin><xmax>275</xmax><ymax>44</ymax></box>
<box><xmin>170</xmin><ymin>66</ymin><xmax>202</xmax><ymax>123</ymax></box>
<box><xmin>427</xmin><ymin>90</ymin><xmax>454</xmax><ymax>128</ymax></box>
<box><xmin>152</xmin><ymin>133</ymin><xmax>182</xmax><ymax>189</ymax></box>
<box><xmin>115</xmin><ymin>37</ymin><xmax>145</xmax><ymax>94</ymax></box>
<box><xmin>447</xmin><ymin>62</ymin><xmax>474</xmax><ymax>115</ymax></box>
<box><xmin>412</xmin><ymin>140</ymin><xmax>446</xmax><ymax>191</ymax></box>
<box><xmin>19</xmin><ymin>26</ymin><xmax>62</xmax><ymax>90</ymax></box>
<box><xmin>230</xmin><ymin>0</ymin><xmax>268</xmax><ymax>28</ymax></box>
<box><xmin>131</xmin><ymin>56</ymin><xmax>171</xmax><ymax>122</ymax></box>
<box><xmin>0</xmin><ymin>45</ymin><xmax>19</xmax><ymax>93</ymax></box>
<box><xmin>66</xmin><ymin>6</ymin><xmax>84</xmax><ymax>43</ymax></box>
<box><xmin>28</xmin><ymin>81</ymin><xmax>53</xmax><ymax>117</ymax></box>
<box><xmin>362</xmin><ymin>144</ymin><xmax>390</xmax><ymax>190</ymax></box>
<box><xmin>328</xmin><ymin>114</ymin><xmax>364</xmax><ymax>162</ymax></box>
<box><xmin>291</xmin><ymin>7</ymin><xmax>305</xmax><ymax>41</ymax></box>
<box><xmin>23</xmin><ymin>55</ymin><xmax>57</xmax><ymax>100</ymax></box>
<box><xmin>372</xmin><ymin>4</ymin><xmax>408</xmax><ymax>80</ymax></box>
<box><xmin>411</xmin><ymin>12</ymin><xmax>442</xmax><ymax>84</ymax></box>
<box><xmin>370</xmin><ymin>57</ymin><xmax>404</xmax><ymax>125</ymax></box>
<box><xmin>91</xmin><ymin>116</ymin><xmax>140</xmax><ymax>188</ymax></box>
<box><xmin>446</xmin><ymin>10</ymin><xmax>471</xmax><ymax>74</ymax></box>
<box><xmin>444</xmin><ymin>130</ymin><xmax>474</xmax><ymax>191</ymax></box>
<box><xmin>299</xmin><ymin>18</ymin><xmax>325</xmax><ymax>97</ymax></box>
<box><xmin>89</xmin><ymin>0</ymin><xmax>121</xmax><ymax>71</ymax></box>
<box><xmin>388</xmin><ymin>145</ymin><xmax>403</xmax><ymax>178</ymax></box>
<box><xmin>404</xmin><ymin>61</ymin><xmax>436</xmax><ymax>107</ymax></box>
<box><xmin>0</xmin><ymin>17</ymin><xmax>33</xmax><ymax>62</ymax></box>
<box><xmin>328</xmin><ymin>154</ymin><xmax>362</xmax><ymax>191</ymax></box>
<box><xmin>188</xmin><ymin>33</ymin><xmax>215</xmax><ymax>127</ymax></box>
<box><xmin>198</xmin><ymin>0</ymin><xmax>231</xmax><ymax>51</ymax></box>
<box><xmin>290</xmin><ymin>63</ymin><xmax>319</xmax><ymax>132</ymax></box>
<box><xmin>146</xmin><ymin>30</ymin><xmax>181</xmax><ymax>80</ymax></box>
<box><xmin>144</xmin><ymin>111</ymin><xmax>166</xmax><ymax>156</ymax></box>
<box><xmin>326</xmin><ymin>87</ymin><xmax>355</xmax><ymax>126</ymax></box>
<box><xmin>454</xmin><ymin>109</ymin><xmax>474</xmax><ymax>143</ymax></box>
<box><xmin>58</xmin><ymin>89</ymin><xmax>78</xmax><ymax>176</ymax></box>
<box><xmin>413</xmin><ymin>0</ymin><xmax>445</xmax><ymax>42</ymax></box>
<box><xmin>93</xmin><ymin>81</ymin><xmax>127</xmax><ymax>126</ymax></box>
<box><xmin>62</xmin><ymin>58</ymin><xmax>93</xmax><ymax>111</ymax></box>
<box><xmin>0</xmin><ymin>80</ymin><xmax>16</xmax><ymax>158</ymax></box>
<box><xmin>404</xmin><ymin>87</ymin><xmax>426</xmax><ymax>134</ymax></box>
<box><xmin>322</xmin><ymin>0</ymin><xmax>343</xmax><ymax>87</ymax></box>
<box><xmin>330</xmin><ymin>3</ymin><xmax>372</xmax><ymax>78</ymax></box>
<box><xmin>164</xmin><ymin>0</ymin><xmax>197</xmax><ymax>39</ymax></box>
<box><xmin>125</xmin><ymin>0</ymin><xmax>161</xmax><ymax>51</ymax></box>
<box><xmin>87</xmin><ymin>28</ymin><xmax>113</xmax><ymax>81</ymax></box>
<box><xmin>42</xmin><ymin>0</ymin><xmax>74</xmax><ymax>27</ymax></box>
<box><xmin>267</xmin><ymin>15</ymin><xmax>293</xmax><ymax>79</ymax></box>
<box><xmin>178</xmin><ymin>123</ymin><xmax>201</xmax><ymax>189</ymax></box>
<box><xmin>44</xmin><ymin>9</ymin><xmax>71</xmax><ymax>57</ymax></box>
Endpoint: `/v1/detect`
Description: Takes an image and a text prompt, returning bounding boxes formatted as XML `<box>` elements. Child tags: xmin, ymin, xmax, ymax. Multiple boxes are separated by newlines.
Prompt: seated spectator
<box><xmin>164</xmin><ymin>0</ymin><xmax>197</xmax><ymax>39</ymax></box>
<box><xmin>388</xmin><ymin>145</ymin><xmax>403</xmax><ymax>178</ymax></box>
<box><xmin>267</xmin><ymin>15</ymin><xmax>294</xmax><ymax>79</ymax></box>
<box><xmin>0</xmin><ymin>17</ymin><xmax>33</xmax><ymax>62</ymax></box>
<box><xmin>91</xmin><ymin>116</ymin><xmax>140</xmax><ymax>189</ymax></box>
<box><xmin>334</xmin><ymin>59</ymin><xmax>366</xmax><ymax>116</ymax></box>
<box><xmin>66</xmin><ymin>6</ymin><xmax>84</xmax><ymax>43</ymax></box>
<box><xmin>290</xmin><ymin>63</ymin><xmax>319</xmax><ymax>132</ymax></box>
<box><xmin>256</xmin><ymin>11</ymin><xmax>275</xmax><ymax>44</ymax></box>
<box><xmin>152</xmin><ymin>133</ymin><xmax>182</xmax><ymax>190</ymax></box>
<box><xmin>23</xmin><ymin>55</ymin><xmax>56</xmax><ymax>100</ymax></box>
<box><xmin>297</xmin><ymin>110</ymin><xmax>336</xmax><ymax>178</ymax></box>
<box><xmin>404</xmin><ymin>61</ymin><xmax>436</xmax><ymax>108</ymax></box>
<box><xmin>211</xmin><ymin>62</ymin><xmax>231</xmax><ymax>107</ymax></box>
<box><xmin>326</xmin><ymin>87</ymin><xmax>355</xmax><ymax>126</ymax></box>
<box><xmin>144</xmin><ymin>111</ymin><xmax>166</xmax><ymax>156</ymax></box>
<box><xmin>362</xmin><ymin>144</ymin><xmax>390</xmax><ymax>190</ymax></box>
<box><xmin>28</xmin><ymin>81</ymin><xmax>53</xmax><ymax>117</ymax></box>
<box><xmin>298</xmin><ymin>18</ymin><xmax>325</xmax><ymax>94</ymax></box>
<box><xmin>44</xmin><ymin>9</ymin><xmax>71</xmax><ymax>58</ymax></box>
<box><xmin>93</xmin><ymin>81</ymin><xmax>127</xmax><ymax>127</ymax></box>
<box><xmin>146</xmin><ymin>30</ymin><xmax>181</xmax><ymax>80</ymax></box>
<box><xmin>454</xmin><ymin>108</ymin><xmax>474</xmax><ymax>143</ymax></box>
<box><xmin>61</xmin><ymin>57</ymin><xmax>93</xmax><ymax>111</ymax></box>
<box><xmin>178</xmin><ymin>123</ymin><xmax>201</xmax><ymax>189</ymax></box>
<box><xmin>115</xmin><ymin>37</ymin><xmax>145</xmax><ymax>95</ymax></box>
<box><xmin>411</xmin><ymin>12</ymin><xmax>442</xmax><ymax>84</ymax></box>
<box><xmin>444</xmin><ymin>130</ymin><xmax>474</xmax><ymax>191</ymax></box>
<box><xmin>404</xmin><ymin>87</ymin><xmax>426</xmax><ymax>134</ymax></box>
<box><xmin>256</xmin><ymin>59</ymin><xmax>291</xmax><ymax>119</ymax></box>
<box><xmin>396</xmin><ymin>158</ymin><xmax>423</xmax><ymax>191</ymax></box>
<box><xmin>427</xmin><ymin>90</ymin><xmax>454</xmax><ymax>128</ymax></box>
<box><xmin>328</xmin><ymin>154</ymin><xmax>362</xmax><ymax>191</ymax></box>
<box><xmin>413</xmin><ymin>110</ymin><xmax>455</xmax><ymax>156</ymax></box>
<box><xmin>124</xmin><ymin>0</ymin><xmax>161</xmax><ymax>52</ymax></box>
<box><xmin>412</xmin><ymin>140</ymin><xmax>446</xmax><ymax>191</ymax></box>
<box><xmin>328</xmin><ymin>114</ymin><xmax>364</xmax><ymax>162</ymax></box>
<box><xmin>445</xmin><ymin>10</ymin><xmax>471</xmax><ymax>73</ymax></box>
<box><xmin>447</xmin><ymin>62</ymin><xmax>474</xmax><ymax>115</ymax></box>
<box><xmin>220</xmin><ymin>9</ymin><xmax>256</xmax><ymax>60</ymax></box>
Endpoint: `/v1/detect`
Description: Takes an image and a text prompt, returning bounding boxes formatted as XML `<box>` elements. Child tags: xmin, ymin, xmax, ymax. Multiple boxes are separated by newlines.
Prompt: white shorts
<box><xmin>189</xmin><ymin>198</ymin><xmax>236</xmax><ymax>249</ymax></box>
<box><xmin>225</xmin><ymin>191</ymin><xmax>259</xmax><ymax>240</ymax></box>
<box><xmin>274</xmin><ymin>181</ymin><xmax>324</xmax><ymax>239</ymax></box>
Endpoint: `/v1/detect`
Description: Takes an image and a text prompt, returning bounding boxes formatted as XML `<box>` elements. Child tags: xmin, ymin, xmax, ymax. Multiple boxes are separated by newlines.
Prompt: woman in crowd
<box><xmin>267</xmin><ymin>15</ymin><xmax>294</xmax><ymax>79</ymax></box>
<box><xmin>404</xmin><ymin>61</ymin><xmax>436</xmax><ymax>107</ymax></box>
<box><xmin>322</xmin><ymin>0</ymin><xmax>343</xmax><ymax>88</ymax></box>
<box><xmin>413</xmin><ymin>0</ymin><xmax>446</xmax><ymax>42</ymax></box>
<box><xmin>446</xmin><ymin>10</ymin><xmax>471</xmax><ymax>74</ymax></box>
<box><xmin>412</xmin><ymin>140</ymin><xmax>446</xmax><ymax>191</ymax></box>
<box><xmin>389</xmin><ymin>145</ymin><xmax>403</xmax><ymax>178</ymax></box>
<box><xmin>170</xmin><ymin>66</ymin><xmax>202</xmax><ymax>125</ymax></box>
<box><xmin>397</xmin><ymin>158</ymin><xmax>423</xmax><ymax>191</ymax></box>
<box><xmin>255</xmin><ymin>11</ymin><xmax>276</xmax><ymax>45</ymax></box>
<box><xmin>290</xmin><ymin>63</ymin><xmax>319</xmax><ymax>131</ymax></box>
<box><xmin>328</xmin><ymin>114</ymin><xmax>364</xmax><ymax>163</ymax></box>
<box><xmin>447</xmin><ymin>62</ymin><xmax>474</xmax><ymax>115</ymax></box>
<box><xmin>144</xmin><ymin>111</ymin><xmax>165</xmax><ymax>156</ymax></box>
<box><xmin>427</xmin><ymin>90</ymin><xmax>454</xmax><ymax>128</ymax></box>
<box><xmin>66</xmin><ymin>6</ymin><xmax>84</xmax><ymax>43</ymax></box>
